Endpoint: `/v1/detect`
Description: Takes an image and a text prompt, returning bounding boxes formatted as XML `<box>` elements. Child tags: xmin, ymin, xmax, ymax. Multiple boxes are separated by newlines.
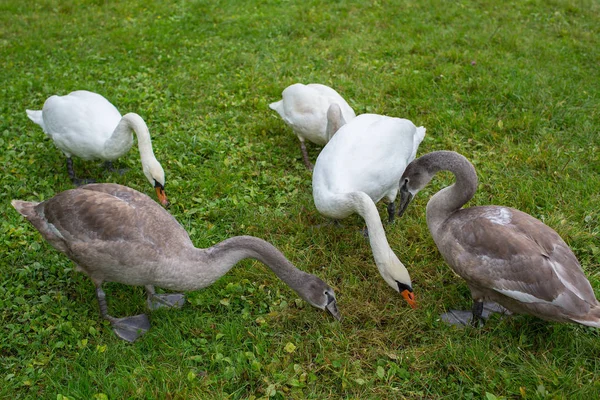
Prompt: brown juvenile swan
<box><xmin>12</xmin><ymin>183</ymin><xmax>341</xmax><ymax>342</ymax></box>
<box><xmin>398</xmin><ymin>151</ymin><xmax>600</xmax><ymax>327</ymax></box>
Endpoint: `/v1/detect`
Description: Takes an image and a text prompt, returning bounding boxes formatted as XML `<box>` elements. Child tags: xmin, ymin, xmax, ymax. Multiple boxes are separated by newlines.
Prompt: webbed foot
<box><xmin>147</xmin><ymin>293</ymin><xmax>186</xmax><ymax>310</ymax></box>
<box><xmin>441</xmin><ymin>310</ymin><xmax>479</xmax><ymax>327</ymax></box>
<box><xmin>441</xmin><ymin>302</ymin><xmax>511</xmax><ymax>328</ymax></box>
<box><xmin>72</xmin><ymin>177</ymin><xmax>96</xmax><ymax>186</ymax></box>
<box><xmin>361</xmin><ymin>226</ymin><xmax>369</xmax><ymax>238</ymax></box>
<box><xmin>110</xmin><ymin>314</ymin><xmax>150</xmax><ymax>342</ymax></box>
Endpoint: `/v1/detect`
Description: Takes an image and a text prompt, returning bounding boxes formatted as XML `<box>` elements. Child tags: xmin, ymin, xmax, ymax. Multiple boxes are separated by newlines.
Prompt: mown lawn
<box><xmin>1</xmin><ymin>0</ymin><xmax>599</xmax><ymax>398</ymax></box>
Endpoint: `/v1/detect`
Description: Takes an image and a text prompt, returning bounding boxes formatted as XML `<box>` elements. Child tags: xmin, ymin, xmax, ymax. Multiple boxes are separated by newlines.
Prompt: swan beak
<box><xmin>401</xmin><ymin>289</ymin><xmax>417</xmax><ymax>309</ymax></box>
<box><xmin>154</xmin><ymin>182</ymin><xmax>169</xmax><ymax>207</ymax></box>
<box><xmin>398</xmin><ymin>184</ymin><xmax>413</xmax><ymax>218</ymax></box>
<box><xmin>325</xmin><ymin>299</ymin><xmax>342</xmax><ymax>321</ymax></box>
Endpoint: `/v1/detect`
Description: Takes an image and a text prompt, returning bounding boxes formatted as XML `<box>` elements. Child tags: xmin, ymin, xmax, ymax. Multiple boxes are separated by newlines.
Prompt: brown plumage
<box><xmin>398</xmin><ymin>151</ymin><xmax>600</xmax><ymax>327</ymax></box>
<box><xmin>12</xmin><ymin>183</ymin><xmax>341</xmax><ymax>342</ymax></box>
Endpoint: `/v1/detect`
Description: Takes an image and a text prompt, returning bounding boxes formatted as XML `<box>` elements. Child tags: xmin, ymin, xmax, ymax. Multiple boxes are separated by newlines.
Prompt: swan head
<box><xmin>397</xmin><ymin>156</ymin><xmax>437</xmax><ymax>218</ymax></box>
<box><xmin>379</xmin><ymin>256</ymin><xmax>417</xmax><ymax>309</ymax></box>
<box><xmin>142</xmin><ymin>159</ymin><xmax>169</xmax><ymax>207</ymax></box>
<box><xmin>298</xmin><ymin>275</ymin><xmax>342</xmax><ymax>321</ymax></box>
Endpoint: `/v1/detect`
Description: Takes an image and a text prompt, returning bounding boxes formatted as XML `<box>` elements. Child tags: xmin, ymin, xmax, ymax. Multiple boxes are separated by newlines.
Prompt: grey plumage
<box><xmin>399</xmin><ymin>151</ymin><xmax>600</xmax><ymax>327</ymax></box>
<box><xmin>12</xmin><ymin>183</ymin><xmax>341</xmax><ymax>341</ymax></box>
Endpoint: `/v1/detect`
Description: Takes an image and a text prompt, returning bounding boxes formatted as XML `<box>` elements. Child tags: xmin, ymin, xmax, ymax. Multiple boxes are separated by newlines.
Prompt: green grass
<box><xmin>1</xmin><ymin>0</ymin><xmax>600</xmax><ymax>398</ymax></box>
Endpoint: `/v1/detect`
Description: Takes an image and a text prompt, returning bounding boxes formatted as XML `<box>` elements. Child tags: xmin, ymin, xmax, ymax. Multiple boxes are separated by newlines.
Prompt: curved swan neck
<box><xmin>349</xmin><ymin>192</ymin><xmax>397</xmax><ymax>271</ymax></box>
<box><xmin>104</xmin><ymin>113</ymin><xmax>157</xmax><ymax>163</ymax></box>
<box><xmin>124</xmin><ymin>113</ymin><xmax>158</xmax><ymax>163</ymax></box>
<box><xmin>424</xmin><ymin>151</ymin><xmax>478</xmax><ymax>234</ymax></box>
<box><xmin>201</xmin><ymin>235</ymin><xmax>309</xmax><ymax>290</ymax></box>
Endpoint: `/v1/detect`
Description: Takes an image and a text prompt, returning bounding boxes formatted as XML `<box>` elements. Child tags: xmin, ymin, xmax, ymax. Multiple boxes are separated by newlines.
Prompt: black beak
<box><xmin>325</xmin><ymin>295</ymin><xmax>342</xmax><ymax>321</ymax></box>
<box><xmin>397</xmin><ymin>183</ymin><xmax>413</xmax><ymax>218</ymax></box>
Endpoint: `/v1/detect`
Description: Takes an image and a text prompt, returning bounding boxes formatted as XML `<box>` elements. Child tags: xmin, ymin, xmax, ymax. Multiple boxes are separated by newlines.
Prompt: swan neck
<box><xmin>125</xmin><ymin>113</ymin><xmax>157</xmax><ymax>163</ymax></box>
<box><xmin>350</xmin><ymin>192</ymin><xmax>396</xmax><ymax>271</ymax></box>
<box><xmin>425</xmin><ymin>152</ymin><xmax>478</xmax><ymax>235</ymax></box>
<box><xmin>105</xmin><ymin>113</ymin><xmax>157</xmax><ymax>163</ymax></box>
<box><xmin>201</xmin><ymin>236</ymin><xmax>308</xmax><ymax>290</ymax></box>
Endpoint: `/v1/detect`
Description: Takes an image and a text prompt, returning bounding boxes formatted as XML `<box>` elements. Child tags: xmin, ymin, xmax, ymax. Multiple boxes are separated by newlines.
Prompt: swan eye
<box><xmin>325</xmin><ymin>291</ymin><xmax>336</xmax><ymax>304</ymax></box>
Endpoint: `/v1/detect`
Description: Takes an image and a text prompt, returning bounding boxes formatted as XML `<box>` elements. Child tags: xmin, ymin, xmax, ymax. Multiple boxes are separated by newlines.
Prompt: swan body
<box><xmin>398</xmin><ymin>151</ymin><xmax>600</xmax><ymax>327</ymax></box>
<box><xmin>312</xmin><ymin>113</ymin><xmax>426</xmax><ymax>306</ymax></box>
<box><xmin>269</xmin><ymin>83</ymin><xmax>356</xmax><ymax>169</ymax></box>
<box><xmin>12</xmin><ymin>183</ymin><xmax>340</xmax><ymax>341</ymax></box>
<box><xmin>26</xmin><ymin>90</ymin><xmax>168</xmax><ymax>206</ymax></box>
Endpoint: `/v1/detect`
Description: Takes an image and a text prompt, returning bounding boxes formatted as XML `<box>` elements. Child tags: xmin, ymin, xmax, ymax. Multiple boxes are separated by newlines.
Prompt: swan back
<box><xmin>26</xmin><ymin>90</ymin><xmax>125</xmax><ymax>159</ymax></box>
<box><xmin>313</xmin><ymin>114</ymin><xmax>425</xmax><ymax>210</ymax></box>
<box><xmin>269</xmin><ymin>83</ymin><xmax>355</xmax><ymax>145</ymax></box>
<box><xmin>12</xmin><ymin>183</ymin><xmax>190</xmax><ymax>286</ymax></box>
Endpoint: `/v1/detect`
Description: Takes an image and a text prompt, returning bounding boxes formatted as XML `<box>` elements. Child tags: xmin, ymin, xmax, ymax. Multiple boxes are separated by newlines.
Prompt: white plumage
<box><xmin>26</xmin><ymin>90</ymin><xmax>168</xmax><ymax>205</ymax></box>
<box><xmin>312</xmin><ymin>113</ymin><xmax>426</xmax><ymax>306</ymax></box>
<box><xmin>270</xmin><ymin>83</ymin><xmax>356</xmax><ymax>169</ymax></box>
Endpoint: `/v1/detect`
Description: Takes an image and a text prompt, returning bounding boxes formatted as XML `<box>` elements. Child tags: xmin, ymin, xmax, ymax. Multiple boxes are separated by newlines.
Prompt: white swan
<box><xmin>312</xmin><ymin>113</ymin><xmax>426</xmax><ymax>306</ymax></box>
<box><xmin>269</xmin><ymin>83</ymin><xmax>356</xmax><ymax>169</ymax></box>
<box><xmin>398</xmin><ymin>151</ymin><xmax>600</xmax><ymax>327</ymax></box>
<box><xmin>26</xmin><ymin>90</ymin><xmax>168</xmax><ymax>206</ymax></box>
<box><xmin>12</xmin><ymin>183</ymin><xmax>340</xmax><ymax>342</ymax></box>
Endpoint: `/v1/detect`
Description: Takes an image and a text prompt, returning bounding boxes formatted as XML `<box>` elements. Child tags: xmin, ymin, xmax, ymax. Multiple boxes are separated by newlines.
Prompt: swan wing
<box><xmin>443</xmin><ymin>206</ymin><xmax>598</xmax><ymax>312</ymax></box>
<box><xmin>315</xmin><ymin>114</ymin><xmax>420</xmax><ymax>202</ymax></box>
<box><xmin>41</xmin><ymin>183</ymin><xmax>191</xmax><ymax>251</ymax></box>
<box><xmin>40</xmin><ymin>91</ymin><xmax>123</xmax><ymax>159</ymax></box>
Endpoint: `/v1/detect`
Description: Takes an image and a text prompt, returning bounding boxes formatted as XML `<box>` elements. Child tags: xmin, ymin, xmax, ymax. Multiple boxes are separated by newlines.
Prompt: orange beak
<box><xmin>401</xmin><ymin>289</ymin><xmax>417</xmax><ymax>309</ymax></box>
<box><xmin>155</xmin><ymin>186</ymin><xmax>169</xmax><ymax>207</ymax></box>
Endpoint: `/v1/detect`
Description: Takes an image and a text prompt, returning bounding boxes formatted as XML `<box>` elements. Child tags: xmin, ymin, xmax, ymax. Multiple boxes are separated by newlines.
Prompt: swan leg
<box><xmin>104</xmin><ymin>161</ymin><xmax>129</xmax><ymax>176</ymax></box>
<box><xmin>471</xmin><ymin>300</ymin><xmax>484</xmax><ymax>327</ymax></box>
<box><xmin>299</xmin><ymin>141</ymin><xmax>314</xmax><ymax>170</ymax></box>
<box><xmin>66</xmin><ymin>157</ymin><xmax>95</xmax><ymax>186</ymax></box>
<box><xmin>361</xmin><ymin>226</ymin><xmax>369</xmax><ymax>238</ymax></box>
<box><xmin>314</xmin><ymin>219</ymin><xmax>345</xmax><ymax>229</ymax></box>
<box><xmin>145</xmin><ymin>285</ymin><xmax>185</xmax><ymax>310</ymax></box>
<box><xmin>95</xmin><ymin>285</ymin><xmax>149</xmax><ymax>342</ymax></box>
<box><xmin>387</xmin><ymin>202</ymin><xmax>395</xmax><ymax>224</ymax></box>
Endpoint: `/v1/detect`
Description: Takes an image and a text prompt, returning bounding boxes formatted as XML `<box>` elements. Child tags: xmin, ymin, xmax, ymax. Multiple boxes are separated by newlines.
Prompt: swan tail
<box><xmin>11</xmin><ymin>200</ymin><xmax>40</xmax><ymax>219</ymax></box>
<box><xmin>269</xmin><ymin>100</ymin><xmax>283</xmax><ymax>112</ymax></box>
<box><xmin>570</xmin><ymin>304</ymin><xmax>600</xmax><ymax>328</ymax></box>
<box><xmin>415</xmin><ymin>126</ymin><xmax>426</xmax><ymax>145</ymax></box>
<box><xmin>408</xmin><ymin>126</ymin><xmax>427</xmax><ymax>162</ymax></box>
<box><xmin>12</xmin><ymin>199</ymin><xmax>71</xmax><ymax>253</ymax></box>
<box><xmin>26</xmin><ymin>109</ymin><xmax>45</xmax><ymax>129</ymax></box>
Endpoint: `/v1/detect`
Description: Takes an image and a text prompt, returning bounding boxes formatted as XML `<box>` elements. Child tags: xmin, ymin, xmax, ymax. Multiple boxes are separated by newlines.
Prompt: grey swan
<box><xmin>12</xmin><ymin>183</ymin><xmax>341</xmax><ymax>342</ymax></box>
<box><xmin>398</xmin><ymin>151</ymin><xmax>600</xmax><ymax>327</ymax></box>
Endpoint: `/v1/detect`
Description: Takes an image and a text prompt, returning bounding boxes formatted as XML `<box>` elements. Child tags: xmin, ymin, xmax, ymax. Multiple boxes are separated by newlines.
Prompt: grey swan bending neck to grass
<box><xmin>12</xmin><ymin>183</ymin><xmax>341</xmax><ymax>342</ymax></box>
<box><xmin>398</xmin><ymin>151</ymin><xmax>600</xmax><ymax>328</ymax></box>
